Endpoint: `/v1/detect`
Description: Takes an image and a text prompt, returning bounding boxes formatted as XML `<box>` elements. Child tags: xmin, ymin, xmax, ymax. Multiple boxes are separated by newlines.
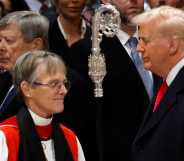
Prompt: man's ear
<box><xmin>169</xmin><ymin>37</ymin><xmax>179</xmax><ymax>56</ymax></box>
<box><xmin>101</xmin><ymin>0</ymin><xmax>111</xmax><ymax>4</ymax></box>
<box><xmin>31</xmin><ymin>37</ymin><xmax>44</xmax><ymax>50</ymax></box>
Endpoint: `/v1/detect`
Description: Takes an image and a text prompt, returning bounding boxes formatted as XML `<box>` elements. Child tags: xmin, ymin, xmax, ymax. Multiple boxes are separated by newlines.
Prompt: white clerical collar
<box><xmin>57</xmin><ymin>16</ymin><xmax>87</xmax><ymax>40</ymax></box>
<box><xmin>28</xmin><ymin>109</ymin><xmax>52</xmax><ymax>126</ymax></box>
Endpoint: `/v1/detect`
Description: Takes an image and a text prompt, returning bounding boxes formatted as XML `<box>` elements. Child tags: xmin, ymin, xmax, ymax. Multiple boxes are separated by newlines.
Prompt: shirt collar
<box><xmin>57</xmin><ymin>17</ymin><xmax>87</xmax><ymax>40</ymax></box>
<box><xmin>28</xmin><ymin>109</ymin><xmax>52</xmax><ymax>126</ymax></box>
<box><xmin>117</xmin><ymin>27</ymin><xmax>139</xmax><ymax>46</ymax></box>
<box><xmin>166</xmin><ymin>57</ymin><xmax>184</xmax><ymax>86</ymax></box>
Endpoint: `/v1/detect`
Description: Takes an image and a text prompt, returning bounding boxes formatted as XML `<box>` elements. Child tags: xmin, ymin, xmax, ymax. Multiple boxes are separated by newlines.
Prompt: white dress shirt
<box><xmin>166</xmin><ymin>57</ymin><xmax>184</xmax><ymax>86</ymax></box>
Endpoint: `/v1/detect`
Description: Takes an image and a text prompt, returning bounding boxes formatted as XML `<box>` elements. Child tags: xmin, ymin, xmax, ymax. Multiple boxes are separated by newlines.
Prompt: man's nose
<box><xmin>0</xmin><ymin>39</ymin><xmax>7</xmax><ymax>53</ymax></box>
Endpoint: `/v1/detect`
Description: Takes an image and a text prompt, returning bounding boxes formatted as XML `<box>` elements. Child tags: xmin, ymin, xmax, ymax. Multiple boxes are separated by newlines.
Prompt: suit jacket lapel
<box><xmin>0</xmin><ymin>85</ymin><xmax>16</xmax><ymax>112</ymax></box>
<box><xmin>135</xmin><ymin>67</ymin><xmax>184</xmax><ymax>142</ymax></box>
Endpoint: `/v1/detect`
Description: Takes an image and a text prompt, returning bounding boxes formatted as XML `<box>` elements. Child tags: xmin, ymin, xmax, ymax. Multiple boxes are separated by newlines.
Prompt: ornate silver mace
<box><xmin>88</xmin><ymin>4</ymin><xmax>121</xmax><ymax>97</ymax></box>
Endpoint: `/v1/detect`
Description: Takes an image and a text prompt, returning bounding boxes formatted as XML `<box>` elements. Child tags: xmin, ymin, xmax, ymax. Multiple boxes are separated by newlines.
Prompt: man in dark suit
<box><xmin>132</xmin><ymin>6</ymin><xmax>184</xmax><ymax>161</ymax></box>
<box><xmin>0</xmin><ymin>11</ymin><xmax>49</xmax><ymax>121</ymax></box>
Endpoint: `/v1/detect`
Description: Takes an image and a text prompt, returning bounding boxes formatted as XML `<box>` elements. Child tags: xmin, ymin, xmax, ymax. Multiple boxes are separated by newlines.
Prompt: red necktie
<box><xmin>35</xmin><ymin>124</ymin><xmax>52</xmax><ymax>141</ymax></box>
<box><xmin>153</xmin><ymin>81</ymin><xmax>168</xmax><ymax>112</ymax></box>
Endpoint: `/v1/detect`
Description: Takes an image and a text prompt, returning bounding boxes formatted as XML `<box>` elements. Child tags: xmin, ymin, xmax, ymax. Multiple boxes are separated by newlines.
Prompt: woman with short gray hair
<box><xmin>0</xmin><ymin>50</ymin><xmax>86</xmax><ymax>161</ymax></box>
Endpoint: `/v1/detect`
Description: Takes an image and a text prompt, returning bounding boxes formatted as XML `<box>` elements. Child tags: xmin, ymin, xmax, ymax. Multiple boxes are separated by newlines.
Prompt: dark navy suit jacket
<box><xmin>132</xmin><ymin>66</ymin><xmax>184</xmax><ymax>161</ymax></box>
<box><xmin>0</xmin><ymin>85</ymin><xmax>22</xmax><ymax>121</ymax></box>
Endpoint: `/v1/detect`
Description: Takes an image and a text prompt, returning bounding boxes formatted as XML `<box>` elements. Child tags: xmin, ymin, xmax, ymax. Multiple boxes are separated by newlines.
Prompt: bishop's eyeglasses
<box><xmin>32</xmin><ymin>79</ymin><xmax>71</xmax><ymax>91</ymax></box>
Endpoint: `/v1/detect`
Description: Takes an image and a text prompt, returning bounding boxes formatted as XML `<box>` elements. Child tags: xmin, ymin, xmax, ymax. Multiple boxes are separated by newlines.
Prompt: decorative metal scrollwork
<box><xmin>88</xmin><ymin>4</ymin><xmax>121</xmax><ymax>97</ymax></box>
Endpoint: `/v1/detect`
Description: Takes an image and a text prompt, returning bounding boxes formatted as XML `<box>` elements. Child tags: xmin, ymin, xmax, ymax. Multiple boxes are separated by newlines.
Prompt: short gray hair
<box><xmin>0</xmin><ymin>11</ymin><xmax>49</xmax><ymax>49</ymax></box>
<box><xmin>132</xmin><ymin>6</ymin><xmax>184</xmax><ymax>38</ymax></box>
<box><xmin>12</xmin><ymin>50</ymin><xmax>66</xmax><ymax>95</ymax></box>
